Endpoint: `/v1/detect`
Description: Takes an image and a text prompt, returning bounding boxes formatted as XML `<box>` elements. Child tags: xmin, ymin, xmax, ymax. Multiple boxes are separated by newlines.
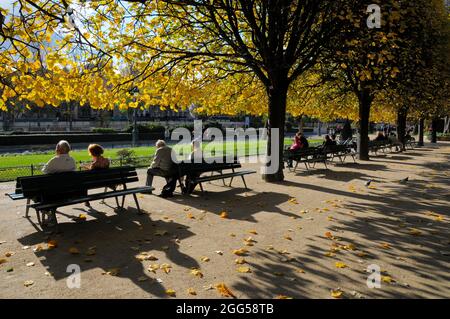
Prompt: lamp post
<box><xmin>132</xmin><ymin>108</ymin><xmax>138</xmax><ymax>147</ymax></box>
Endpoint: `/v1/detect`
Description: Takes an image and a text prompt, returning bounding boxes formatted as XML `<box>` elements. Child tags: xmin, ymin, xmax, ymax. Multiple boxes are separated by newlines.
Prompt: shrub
<box><xmin>116</xmin><ymin>149</ymin><xmax>136</xmax><ymax>165</ymax></box>
<box><xmin>92</xmin><ymin>127</ymin><xmax>117</xmax><ymax>133</ymax></box>
<box><xmin>124</xmin><ymin>124</ymin><xmax>165</xmax><ymax>134</ymax></box>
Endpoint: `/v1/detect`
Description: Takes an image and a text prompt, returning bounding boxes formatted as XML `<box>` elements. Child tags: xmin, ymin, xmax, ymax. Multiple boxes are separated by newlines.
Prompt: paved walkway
<box><xmin>0</xmin><ymin>143</ymin><xmax>449</xmax><ymax>298</ymax></box>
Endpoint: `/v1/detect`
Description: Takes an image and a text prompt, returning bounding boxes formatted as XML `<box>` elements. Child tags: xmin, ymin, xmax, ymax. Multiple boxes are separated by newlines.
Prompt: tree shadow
<box><xmin>17</xmin><ymin>206</ymin><xmax>199</xmax><ymax>297</ymax></box>
<box><xmin>170</xmin><ymin>188</ymin><xmax>298</xmax><ymax>222</ymax></box>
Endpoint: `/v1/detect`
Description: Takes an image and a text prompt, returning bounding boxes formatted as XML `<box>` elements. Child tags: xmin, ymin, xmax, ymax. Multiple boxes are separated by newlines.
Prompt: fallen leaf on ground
<box><xmin>166</xmin><ymin>289</ymin><xmax>176</xmax><ymax>297</ymax></box>
<box><xmin>343</xmin><ymin>244</ymin><xmax>356</xmax><ymax>251</ymax></box>
<box><xmin>408</xmin><ymin>228</ymin><xmax>422</xmax><ymax>236</ymax></box>
<box><xmin>187</xmin><ymin>288</ymin><xmax>197</xmax><ymax>295</ymax></box>
<box><xmin>288</xmin><ymin>198</ymin><xmax>299</xmax><ymax>204</ymax></box>
<box><xmin>380</xmin><ymin>243</ymin><xmax>391</xmax><ymax>249</ymax></box>
<box><xmin>335</xmin><ymin>262</ymin><xmax>347</xmax><ymax>268</ymax></box>
<box><xmin>216</xmin><ymin>283</ymin><xmax>236</xmax><ymax>298</ymax></box>
<box><xmin>237</xmin><ymin>266</ymin><xmax>251</xmax><ymax>273</ymax></box>
<box><xmin>103</xmin><ymin>268</ymin><xmax>120</xmax><ymax>276</ymax></box>
<box><xmin>78</xmin><ymin>214</ymin><xmax>87</xmax><ymax>221</ymax></box>
<box><xmin>148</xmin><ymin>264</ymin><xmax>160</xmax><ymax>273</ymax></box>
<box><xmin>296</xmin><ymin>268</ymin><xmax>305</xmax><ymax>274</ymax></box>
<box><xmin>284</xmin><ymin>235</ymin><xmax>293</xmax><ymax>241</ymax></box>
<box><xmin>137</xmin><ymin>276</ymin><xmax>148</xmax><ymax>282</ymax></box>
<box><xmin>235</xmin><ymin>258</ymin><xmax>247</xmax><ymax>264</ymax></box>
<box><xmin>22</xmin><ymin>246</ymin><xmax>30</xmax><ymax>250</ymax></box>
<box><xmin>0</xmin><ymin>258</ymin><xmax>7</xmax><ymax>264</ymax></box>
<box><xmin>186</xmin><ymin>213</ymin><xmax>195</xmax><ymax>219</ymax></box>
<box><xmin>330</xmin><ymin>289</ymin><xmax>343</xmax><ymax>299</ymax></box>
<box><xmin>190</xmin><ymin>268</ymin><xmax>203</xmax><ymax>278</ymax></box>
<box><xmin>24</xmin><ymin>280</ymin><xmax>34</xmax><ymax>287</ymax></box>
<box><xmin>220</xmin><ymin>211</ymin><xmax>228</xmax><ymax>219</ymax></box>
<box><xmin>248</xmin><ymin>230</ymin><xmax>258</xmax><ymax>235</ymax></box>
<box><xmin>325</xmin><ymin>232</ymin><xmax>333</xmax><ymax>239</ymax></box>
<box><xmin>201</xmin><ymin>256</ymin><xmax>210</xmax><ymax>262</ymax></box>
<box><xmin>5</xmin><ymin>252</ymin><xmax>15</xmax><ymax>257</ymax></box>
<box><xmin>229</xmin><ymin>233</ymin><xmax>236</xmax><ymax>237</ymax></box>
<box><xmin>275</xmin><ymin>295</ymin><xmax>293</xmax><ymax>299</ymax></box>
<box><xmin>26</xmin><ymin>262</ymin><xmax>35</xmax><ymax>267</ymax></box>
<box><xmin>215</xmin><ymin>251</ymin><xmax>223</xmax><ymax>255</ymax></box>
<box><xmin>382</xmin><ymin>276</ymin><xmax>394</xmax><ymax>283</ymax></box>
<box><xmin>46</xmin><ymin>240</ymin><xmax>58</xmax><ymax>249</ymax></box>
<box><xmin>68</xmin><ymin>247</ymin><xmax>80</xmax><ymax>255</ymax></box>
<box><xmin>232</xmin><ymin>248</ymin><xmax>249</xmax><ymax>256</ymax></box>
<box><xmin>160</xmin><ymin>263</ymin><xmax>172</xmax><ymax>274</ymax></box>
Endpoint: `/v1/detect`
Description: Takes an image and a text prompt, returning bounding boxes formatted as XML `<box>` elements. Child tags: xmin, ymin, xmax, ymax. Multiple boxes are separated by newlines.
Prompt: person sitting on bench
<box><xmin>144</xmin><ymin>140</ymin><xmax>177</xmax><ymax>197</ymax></box>
<box><xmin>323</xmin><ymin>134</ymin><xmax>336</xmax><ymax>147</ymax></box>
<box><xmin>42</xmin><ymin>140</ymin><xmax>76</xmax><ymax>174</ymax></box>
<box><xmin>185</xmin><ymin>140</ymin><xmax>203</xmax><ymax>194</ymax></box>
<box><xmin>82</xmin><ymin>144</ymin><xmax>110</xmax><ymax>208</ymax></box>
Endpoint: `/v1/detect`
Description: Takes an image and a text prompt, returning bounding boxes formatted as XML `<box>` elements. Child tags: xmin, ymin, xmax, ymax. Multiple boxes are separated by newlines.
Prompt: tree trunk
<box><xmin>263</xmin><ymin>85</ymin><xmax>288</xmax><ymax>182</ymax></box>
<box><xmin>418</xmin><ymin>118</ymin><xmax>424</xmax><ymax>146</ymax></box>
<box><xmin>357</xmin><ymin>89</ymin><xmax>373</xmax><ymax>161</ymax></box>
<box><xmin>396</xmin><ymin>107</ymin><xmax>408</xmax><ymax>151</ymax></box>
<box><xmin>431</xmin><ymin>118</ymin><xmax>438</xmax><ymax>143</ymax></box>
<box><xmin>298</xmin><ymin>115</ymin><xmax>304</xmax><ymax>133</ymax></box>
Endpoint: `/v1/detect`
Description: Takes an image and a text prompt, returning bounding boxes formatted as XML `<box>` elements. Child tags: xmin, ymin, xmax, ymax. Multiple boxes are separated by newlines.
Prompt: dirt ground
<box><xmin>0</xmin><ymin>143</ymin><xmax>449</xmax><ymax>299</ymax></box>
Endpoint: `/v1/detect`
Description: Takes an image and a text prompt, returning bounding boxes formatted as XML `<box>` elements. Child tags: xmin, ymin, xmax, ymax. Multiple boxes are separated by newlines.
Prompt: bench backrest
<box><xmin>19</xmin><ymin>166</ymin><xmax>138</xmax><ymax>201</ymax></box>
<box><xmin>178</xmin><ymin>157</ymin><xmax>241</xmax><ymax>176</ymax></box>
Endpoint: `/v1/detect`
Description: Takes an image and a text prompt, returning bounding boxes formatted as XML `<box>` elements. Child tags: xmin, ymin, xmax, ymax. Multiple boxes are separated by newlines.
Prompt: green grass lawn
<box><xmin>0</xmin><ymin>138</ymin><xmax>322</xmax><ymax>181</ymax></box>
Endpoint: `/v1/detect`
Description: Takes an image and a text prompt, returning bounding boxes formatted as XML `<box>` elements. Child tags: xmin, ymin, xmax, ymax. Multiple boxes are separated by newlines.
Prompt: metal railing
<box><xmin>0</xmin><ymin>156</ymin><xmax>154</xmax><ymax>182</ymax></box>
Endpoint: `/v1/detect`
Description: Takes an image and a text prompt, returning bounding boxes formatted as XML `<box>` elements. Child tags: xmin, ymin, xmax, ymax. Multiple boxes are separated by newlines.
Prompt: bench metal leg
<box><xmin>25</xmin><ymin>198</ymin><xmax>31</xmax><ymax>218</ymax></box>
<box><xmin>132</xmin><ymin>193</ymin><xmax>142</xmax><ymax>214</ymax></box>
<box><xmin>115</xmin><ymin>196</ymin><xmax>120</xmax><ymax>208</ymax></box>
<box><xmin>241</xmin><ymin>176</ymin><xmax>248</xmax><ymax>189</ymax></box>
<box><xmin>229</xmin><ymin>177</ymin><xmax>234</xmax><ymax>187</ymax></box>
<box><xmin>199</xmin><ymin>183</ymin><xmax>204</xmax><ymax>193</ymax></box>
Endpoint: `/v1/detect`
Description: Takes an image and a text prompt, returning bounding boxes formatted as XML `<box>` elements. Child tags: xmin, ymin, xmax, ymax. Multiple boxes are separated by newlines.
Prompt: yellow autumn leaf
<box><xmin>235</xmin><ymin>258</ymin><xmax>247</xmax><ymax>264</ymax></box>
<box><xmin>187</xmin><ymin>288</ymin><xmax>197</xmax><ymax>295</ymax></box>
<box><xmin>408</xmin><ymin>228</ymin><xmax>422</xmax><ymax>236</ymax></box>
<box><xmin>78</xmin><ymin>214</ymin><xmax>87</xmax><ymax>220</ymax></box>
<box><xmin>0</xmin><ymin>258</ymin><xmax>7</xmax><ymax>264</ymax></box>
<box><xmin>382</xmin><ymin>276</ymin><xmax>394</xmax><ymax>283</ymax></box>
<box><xmin>325</xmin><ymin>231</ymin><xmax>333</xmax><ymax>239</ymax></box>
<box><xmin>166</xmin><ymin>289</ymin><xmax>176</xmax><ymax>297</ymax></box>
<box><xmin>325</xmin><ymin>252</ymin><xmax>336</xmax><ymax>257</ymax></box>
<box><xmin>186</xmin><ymin>212</ymin><xmax>195</xmax><ymax>219</ymax></box>
<box><xmin>216</xmin><ymin>283</ymin><xmax>236</xmax><ymax>298</ymax></box>
<box><xmin>248</xmin><ymin>230</ymin><xmax>258</xmax><ymax>235</ymax></box>
<box><xmin>148</xmin><ymin>264</ymin><xmax>160</xmax><ymax>273</ymax></box>
<box><xmin>47</xmin><ymin>240</ymin><xmax>58</xmax><ymax>249</ymax></box>
<box><xmin>201</xmin><ymin>256</ymin><xmax>210</xmax><ymax>262</ymax></box>
<box><xmin>24</xmin><ymin>280</ymin><xmax>34</xmax><ymax>287</ymax></box>
<box><xmin>237</xmin><ymin>266</ymin><xmax>252</xmax><ymax>273</ymax></box>
<box><xmin>103</xmin><ymin>268</ymin><xmax>120</xmax><ymax>276</ymax></box>
<box><xmin>335</xmin><ymin>262</ymin><xmax>347</xmax><ymax>268</ymax></box>
<box><xmin>220</xmin><ymin>211</ymin><xmax>228</xmax><ymax>218</ymax></box>
<box><xmin>160</xmin><ymin>263</ymin><xmax>172</xmax><ymax>274</ymax></box>
<box><xmin>232</xmin><ymin>248</ymin><xmax>249</xmax><ymax>256</ymax></box>
<box><xmin>288</xmin><ymin>198</ymin><xmax>299</xmax><ymax>204</ymax></box>
<box><xmin>190</xmin><ymin>268</ymin><xmax>204</xmax><ymax>278</ymax></box>
<box><xmin>380</xmin><ymin>243</ymin><xmax>391</xmax><ymax>249</ymax></box>
<box><xmin>330</xmin><ymin>289</ymin><xmax>343</xmax><ymax>298</ymax></box>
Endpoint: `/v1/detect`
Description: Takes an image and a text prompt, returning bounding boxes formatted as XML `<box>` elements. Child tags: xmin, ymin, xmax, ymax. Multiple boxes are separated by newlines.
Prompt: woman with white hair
<box><xmin>42</xmin><ymin>140</ymin><xmax>77</xmax><ymax>174</ymax></box>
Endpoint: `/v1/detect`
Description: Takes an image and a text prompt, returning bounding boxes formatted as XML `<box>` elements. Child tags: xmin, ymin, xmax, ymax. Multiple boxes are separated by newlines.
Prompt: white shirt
<box><xmin>42</xmin><ymin>154</ymin><xmax>76</xmax><ymax>174</ymax></box>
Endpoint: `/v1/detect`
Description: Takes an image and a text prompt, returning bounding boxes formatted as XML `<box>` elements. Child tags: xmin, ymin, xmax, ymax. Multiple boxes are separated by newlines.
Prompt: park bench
<box><xmin>6</xmin><ymin>166</ymin><xmax>153</xmax><ymax>229</ymax></box>
<box><xmin>404</xmin><ymin>137</ymin><xmax>419</xmax><ymax>149</ymax></box>
<box><xmin>284</xmin><ymin>144</ymin><xmax>355</xmax><ymax>172</ymax></box>
<box><xmin>177</xmin><ymin>157</ymin><xmax>256</xmax><ymax>193</ymax></box>
<box><xmin>368</xmin><ymin>140</ymin><xmax>394</xmax><ymax>155</ymax></box>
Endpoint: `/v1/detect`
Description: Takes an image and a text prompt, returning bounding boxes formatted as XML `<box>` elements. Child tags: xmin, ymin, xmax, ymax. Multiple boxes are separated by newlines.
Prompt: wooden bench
<box><xmin>368</xmin><ymin>140</ymin><xmax>394</xmax><ymax>154</ymax></box>
<box><xmin>284</xmin><ymin>147</ymin><xmax>328</xmax><ymax>171</ymax></box>
<box><xmin>8</xmin><ymin>167</ymin><xmax>153</xmax><ymax>229</ymax></box>
<box><xmin>177</xmin><ymin>157</ymin><xmax>256</xmax><ymax>193</ymax></box>
<box><xmin>404</xmin><ymin>137</ymin><xmax>419</xmax><ymax>149</ymax></box>
<box><xmin>322</xmin><ymin>144</ymin><xmax>357</xmax><ymax>164</ymax></box>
